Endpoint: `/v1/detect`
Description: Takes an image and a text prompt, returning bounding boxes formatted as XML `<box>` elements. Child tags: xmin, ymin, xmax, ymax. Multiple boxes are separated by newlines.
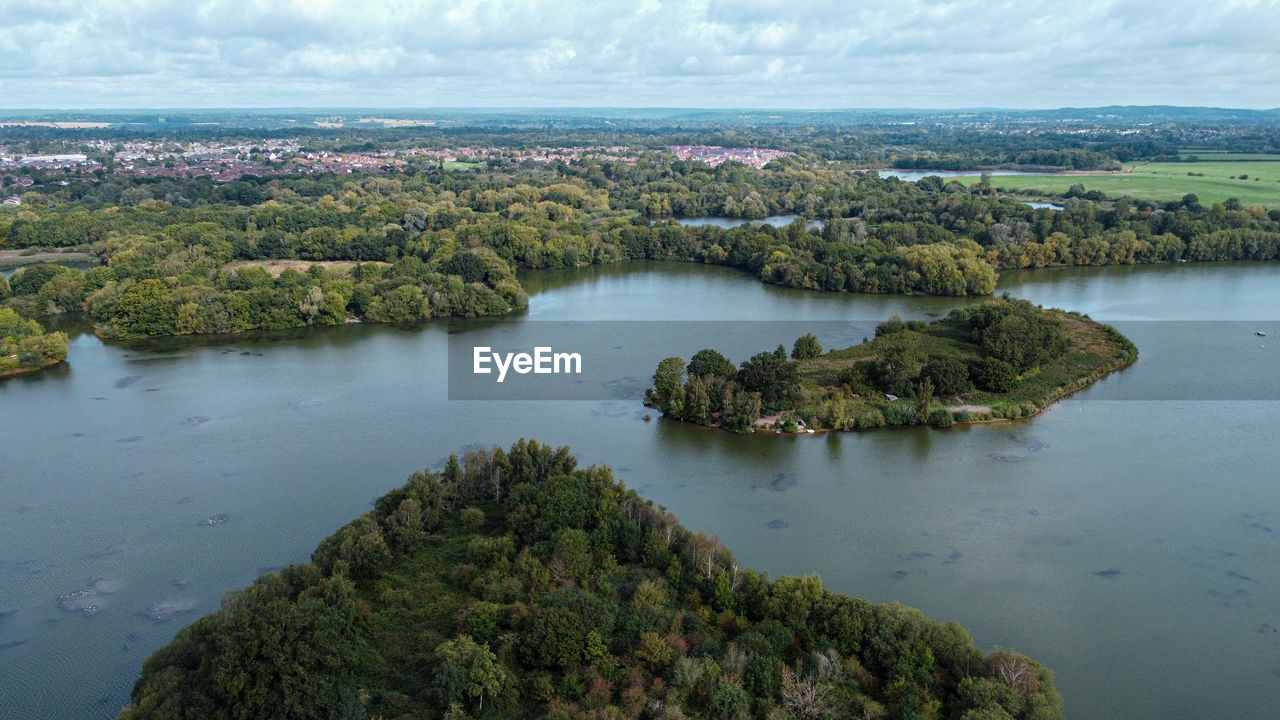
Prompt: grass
<box><xmin>964</xmin><ymin>158</ymin><xmax>1280</xmax><ymax>208</ymax></box>
<box><xmin>1177</xmin><ymin>151</ymin><xmax>1280</xmax><ymax>162</ymax></box>
<box><xmin>442</xmin><ymin>160</ymin><xmax>484</xmax><ymax>170</ymax></box>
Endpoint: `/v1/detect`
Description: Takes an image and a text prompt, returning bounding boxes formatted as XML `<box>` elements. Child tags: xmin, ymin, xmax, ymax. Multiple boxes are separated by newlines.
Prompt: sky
<box><xmin>1</xmin><ymin>0</ymin><xmax>1277</xmax><ymax>110</ymax></box>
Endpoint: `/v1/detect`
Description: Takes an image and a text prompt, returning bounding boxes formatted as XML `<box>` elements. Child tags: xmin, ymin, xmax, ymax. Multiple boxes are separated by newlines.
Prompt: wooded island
<box><xmin>646</xmin><ymin>298</ymin><xmax>1137</xmax><ymax>433</ymax></box>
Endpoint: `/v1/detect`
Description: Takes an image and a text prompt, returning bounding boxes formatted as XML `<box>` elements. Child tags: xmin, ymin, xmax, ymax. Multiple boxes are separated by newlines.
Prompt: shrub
<box><xmin>875</xmin><ymin>314</ymin><xmax>907</xmax><ymax>337</ymax></box>
<box><xmin>857</xmin><ymin>409</ymin><xmax>886</xmax><ymax>429</ymax></box>
<box><xmin>927</xmin><ymin>408</ymin><xmax>954</xmax><ymax>427</ymax></box>
<box><xmin>791</xmin><ymin>333</ymin><xmax>823</xmax><ymax>360</ymax></box>
<box><xmin>969</xmin><ymin>357</ymin><xmax>1017</xmax><ymax>392</ymax></box>
<box><xmin>460</xmin><ymin>507</ymin><xmax>486</xmax><ymax>533</ymax></box>
<box><xmin>953</xmin><ymin>409</ymin><xmax>973</xmax><ymax>423</ymax></box>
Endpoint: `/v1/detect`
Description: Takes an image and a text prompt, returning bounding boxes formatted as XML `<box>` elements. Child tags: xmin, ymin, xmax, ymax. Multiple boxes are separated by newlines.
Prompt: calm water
<box><xmin>879</xmin><ymin>169</ymin><xmax>1053</xmax><ymax>182</ymax></box>
<box><xmin>2</xmin><ymin>261</ymin><xmax>1279</xmax><ymax>719</ymax></box>
<box><xmin>664</xmin><ymin>214</ymin><xmax>820</xmax><ymax>229</ymax></box>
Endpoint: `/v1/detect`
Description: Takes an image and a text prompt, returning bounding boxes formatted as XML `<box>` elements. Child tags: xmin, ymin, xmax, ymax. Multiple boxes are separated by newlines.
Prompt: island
<box><xmin>646</xmin><ymin>297</ymin><xmax>1137</xmax><ymax>433</ymax></box>
<box><xmin>118</xmin><ymin>440</ymin><xmax>1062</xmax><ymax>720</ymax></box>
<box><xmin>0</xmin><ymin>306</ymin><xmax>68</xmax><ymax>376</ymax></box>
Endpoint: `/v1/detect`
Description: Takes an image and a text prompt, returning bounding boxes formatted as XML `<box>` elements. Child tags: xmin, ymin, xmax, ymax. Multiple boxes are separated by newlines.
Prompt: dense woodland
<box><xmin>648</xmin><ymin>298</ymin><xmax>1137</xmax><ymax>432</ymax></box>
<box><xmin>0</xmin><ymin>305</ymin><xmax>69</xmax><ymax>375</ymax></box>
<box><xmin>3</xmin><ymin>148</ymin><xmax>1279</xmax><ymax>339</ymax></box>
<box><xmin>119</xmin><ymin>439</ymin><xmax>1063</xmax><ymax>720</ymax></box>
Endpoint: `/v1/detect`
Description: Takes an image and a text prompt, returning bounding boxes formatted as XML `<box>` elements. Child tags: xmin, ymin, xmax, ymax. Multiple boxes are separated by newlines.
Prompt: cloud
<box><xmin>0</xmin><ymin>0</ymin><xmax>1276</xmax><ymax>108</ymax></box>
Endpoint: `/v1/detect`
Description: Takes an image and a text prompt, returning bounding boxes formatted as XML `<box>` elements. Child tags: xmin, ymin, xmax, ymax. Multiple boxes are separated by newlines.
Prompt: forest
<box><xmin>118</xmin><ymin>439</ymin><xmax>1063</xmax><ymax>720</ymax></box>
<box><xmin>647</xmin><ymin>298</ymin><xmax>1137</xmax><ymax>433</ymax></box>
<box><xmin>3</xmin><ymin>146</ymin><xmax>1278</xmax><ymax>341</ymax></box>
<box><xmin>0</xmin><ymin>305</ymin><xmax>69</xmax><ymax>375</ymax></box>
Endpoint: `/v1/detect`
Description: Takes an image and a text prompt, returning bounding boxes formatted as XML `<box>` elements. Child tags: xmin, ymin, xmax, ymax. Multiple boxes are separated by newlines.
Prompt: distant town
<box><xmin>0</xmin><ymin>139</ymin><xmax>797</xmax><ymax>197</ymax></box>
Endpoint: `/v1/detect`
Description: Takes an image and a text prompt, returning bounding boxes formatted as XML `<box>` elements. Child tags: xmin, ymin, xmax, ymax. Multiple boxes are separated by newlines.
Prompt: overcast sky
<box><xmin>1</xmin><ymin>0</ymin><xmax>1277</xmax><ymax>109</ymax></box>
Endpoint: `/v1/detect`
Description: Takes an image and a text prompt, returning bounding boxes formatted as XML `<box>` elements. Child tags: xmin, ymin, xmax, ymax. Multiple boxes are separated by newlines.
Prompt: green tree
<box><xmin>737</xmin><ymin>349</ymin><xmax>801</xmax><ymax>413</ymax></box>
<box><xmin>435</xmin><ymin>635</ymin><xmax>508</xmax><ymax>712</ymax></box>
<box><xmin>792</xmin><ymin>333</ymin><xmax>823</xmax><ymax>360</ymax></box>
<box><xmin>651</xmin><ymin>356</ymin><xmax>687</xmax><ymax>415</ymax></box>
<box><xmin>688</xmin><ymin>348</ymin><xmax>735</xmax><ymax>379</ymax></box>
<box><xmin>111</xmin><ymin>279</ymin><xmax>177</xmax><ymax>337</ymax></box>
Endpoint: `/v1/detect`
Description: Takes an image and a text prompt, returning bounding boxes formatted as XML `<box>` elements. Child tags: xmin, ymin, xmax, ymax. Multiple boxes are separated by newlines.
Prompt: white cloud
<box><xmin>0</xmin><ymin>0</ymin><xmax>1276</xmax><ymax>107</ymax></box>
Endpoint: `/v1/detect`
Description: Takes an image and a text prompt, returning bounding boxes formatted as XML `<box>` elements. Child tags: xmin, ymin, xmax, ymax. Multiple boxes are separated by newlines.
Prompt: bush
<box><xmin>924</xmin><ymin>357</ymin><xmax>972</xmax><ymax>396</ymax></box>
<box><xmin>791</xmin><ymin>333</ymin><xmax>823</xmax><ymax>360</ymax></box>
<box><xmin>856</xmin><ymin>409</ymin><xmax>886</xmax><ymax>429</ymax></box>
<box><xmin>969</xmin><ymin>357</ymin><xmax>1017</xmax><ymax>392</ymax></box>
<box><xmin>459</xmin><ymin>507</ymin><xmax>486</xmax><ymax>533</ymax></box>
<box><xmin>875</xmin><ymin>314</ymin><xmax>907</xmax><ymax>337</ymax></box>
<box><xmin>953</xmin><ymin>409</ymin><xmax>973</xmax><ymax>423</ymax></box>
<box><xmin>882</xmin><ymin>402</ymin><xmax>919</xmax><ymax>426</ymax></box>
<box><xmin>927</xmin><ymin>408</ymin><xmax>954</xmax><ymax>427</ymax></box>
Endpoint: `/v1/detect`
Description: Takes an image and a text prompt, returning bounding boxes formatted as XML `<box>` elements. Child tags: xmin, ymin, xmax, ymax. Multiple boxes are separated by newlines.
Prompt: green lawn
<box><xmin>441</xmin><ymin>160</ymin><xmax>484</xmax><ymax>170</ymax></box>
<box><xmin>976</xmin><ymin>158</ymin><xmax>1280</xmax><ymax>207</ymax></box>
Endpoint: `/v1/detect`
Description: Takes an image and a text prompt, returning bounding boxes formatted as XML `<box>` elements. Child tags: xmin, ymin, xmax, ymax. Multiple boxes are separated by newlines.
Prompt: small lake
<box><xmin>1</xmin><ymin>261</ymin><xmax>1279</xmax><ymax>720</ymax></box>
<box><xmin>879</xmin><ymin>169</ymin><xmax>1054</xmax><ymax>182</ymax></box>
<box><xmin>663</xmin><ymin>215</ymin><xmax>822</xmax><ymax>229</ymax></box>
<box><xmin>1024</xmin><ymin>201</ymin><xmax>1066</xmax><ymax>210</ymax></box>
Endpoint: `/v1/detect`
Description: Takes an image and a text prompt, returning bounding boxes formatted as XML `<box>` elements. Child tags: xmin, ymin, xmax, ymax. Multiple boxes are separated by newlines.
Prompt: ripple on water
<box><xmin>1009</xmin><ymin>434</ymin><xmax>1049</xmax><ymax>451</ymax></box>
<box><xmin>142</xmin><ymin>599</ymin><xmax>196</xmax><ymax>623</ymax></box>
<box><xmin>112</xmin><ymin>375</ymin><xmax>144</xmax><ymax>389</ymax></box>
<box><xmin>56</xmin><ymin>579</ymin><xmax>125</xmax><ymax>616</ymax></box>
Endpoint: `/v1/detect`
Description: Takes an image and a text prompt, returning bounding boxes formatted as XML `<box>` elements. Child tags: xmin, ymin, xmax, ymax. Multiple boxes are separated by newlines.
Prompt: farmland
<box><xmin>976</xmin><ymin>153</ymin><xmax>1280</xmax><ymax>207</ymax></box>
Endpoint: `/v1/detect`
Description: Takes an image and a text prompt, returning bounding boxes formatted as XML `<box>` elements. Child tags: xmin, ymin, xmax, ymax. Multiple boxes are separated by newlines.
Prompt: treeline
<box><xmin>4</xmin><ymin>248</ymin><xmax>524</xmax><ymax>339</ymax></box>
<box><xmin>3</xmin><ymin>155</ymin><xmax>1279</xmax><ymax>338</ymax></box>
<box><xmin>0</xmin><ymin>305</ymin><xmax>68</xmax><ymax>375</ymax></box>
<box><xmin>888</xmin><ymin>148</ymin><xmax>1120</xmax><ymax>171</ymax></box>
<box><xmin>120</xmin><ymin>439</ymin><xmax>1063</xmax><ymax>720</ymax></box>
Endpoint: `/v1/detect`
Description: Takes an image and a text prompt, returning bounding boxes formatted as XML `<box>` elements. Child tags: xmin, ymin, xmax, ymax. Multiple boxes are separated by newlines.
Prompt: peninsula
<box><xmin>646</xmin><ymin>297</ymin><xmax>1137</xmax><ymax>433</ymax></box>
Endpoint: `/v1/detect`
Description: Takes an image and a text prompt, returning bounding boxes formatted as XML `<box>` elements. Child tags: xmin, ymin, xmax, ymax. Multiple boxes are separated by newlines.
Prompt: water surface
<box><xmin>1</xmin><ymin>260</ymin><xmax>1278</xmax><ymax>720</ymax></box>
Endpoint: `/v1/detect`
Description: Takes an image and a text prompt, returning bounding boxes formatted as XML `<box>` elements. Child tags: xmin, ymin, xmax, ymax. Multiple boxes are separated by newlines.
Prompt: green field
<box><xmin>977</xmin><ymin>158</ymin><xmax>1280</xmax><ymax>208</ymax></box>
<box><xmin>441</xmin><ymin>160</ymin><xmax>484</xmax><ymax>170</ymax></box>
<box><xmin>1177</xmin><ymin>151</ymin><xmax>1280</xmax><ymax>161</ymax></box>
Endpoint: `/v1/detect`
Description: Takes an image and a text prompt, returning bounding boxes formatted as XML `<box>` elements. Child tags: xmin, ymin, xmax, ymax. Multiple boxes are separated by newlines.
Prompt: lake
<box><xmin>662</xmin><ymin>215</ymin><xmax>821</xmax><ymax>229</ymax></box>
<box><xmin>879</xmin><ymin>169</ymin><xmax>1053</xmax><ymax>182</ymax></box>
<box><xmin>1</xmin><ymin>261</ymin><xmax>1278</xmax><ymax>719</ymax></box>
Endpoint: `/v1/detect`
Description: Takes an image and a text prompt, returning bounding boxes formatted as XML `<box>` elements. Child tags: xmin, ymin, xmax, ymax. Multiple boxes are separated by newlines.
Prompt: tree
<box><xmin>688</xmin><ymin>348</ymin><xmax>735</xmax><ymax>379</ymax></box>
<box><xmin>781</xmin><ymin>666</ymin><xmax>832</xmax><ymax>720</ymax></box>
<box><xmin>792</xmin><ymin>333</ymin><xmax>823</xmax><ymax>360</ymax></box>
<box><xmin>721</xmin><ymin>387</ymin><xmax>762</xmax><ymax>433</ymax></box>
<box><xmin>737</xmin><ymin>349</ymin><xmax>801</xmax><ymax>413</ymax></box>
<box><xmin>435</xmin><ymin>635</ymin><xmax>508</xmax><ymax>712</ymax></box>
<box><xmin>924</xmin><ymin>357</ymin><xmax>972</xmax><ymax>396</ymax></box>
<box><xmin>111</xmin><ymin>279</ymin><xmax>177</xmax><ymax>337</ymax></box>
<box><xmin>651</xmin><ymin>356</ymin><xmax>687</xmax><ymax>415</ymax></box>
<box><xmin>969</xmin><ymin>357</ymin><xmax>1017</xmax><ymax>392</ymax></box>
<box><xmin>985</xmin><ymin>649</ymin><xmax>1039</xmax><ymax>695</ymax></box>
